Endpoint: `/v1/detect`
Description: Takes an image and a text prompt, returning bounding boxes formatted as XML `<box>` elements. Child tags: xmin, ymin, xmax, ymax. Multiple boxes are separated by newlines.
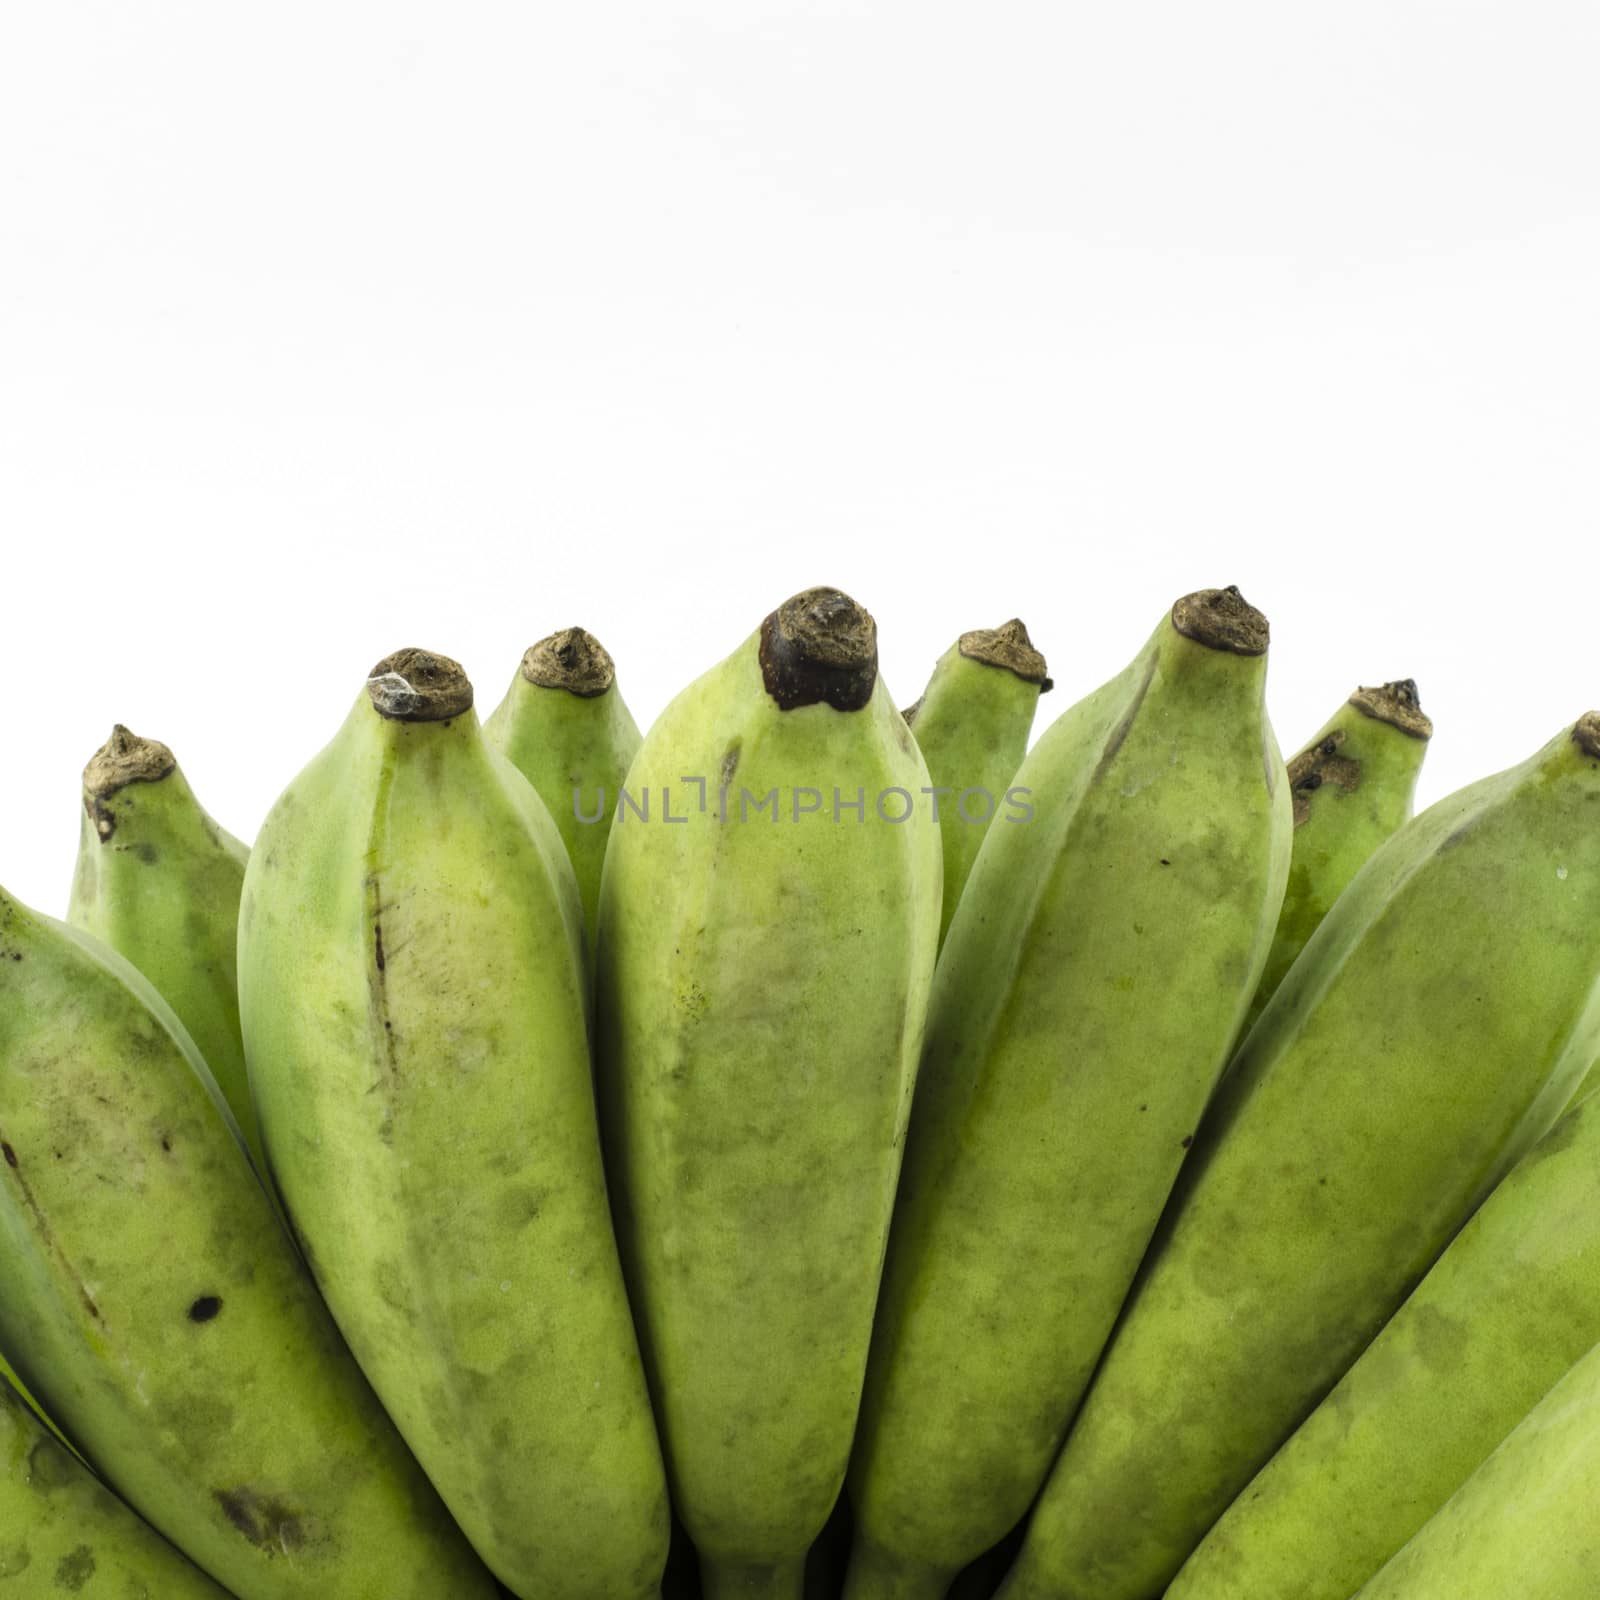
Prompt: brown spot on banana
<box><xmin>1288</xmin><ymin>730</ymin><xmax>1364</xmax><ymax>826</ymax></box>
<box><xmin>212</xmin><ymin>1488</ymin><xmax>307</xmax><ymax>1554</ymax></box>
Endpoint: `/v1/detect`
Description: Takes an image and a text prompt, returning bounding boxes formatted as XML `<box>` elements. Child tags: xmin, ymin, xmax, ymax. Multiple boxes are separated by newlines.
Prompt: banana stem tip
<box><xmin>82</xmin><ymin>725</ymin><xmax>176</xmax><ymax>798</ymax></box>
<box><xmin>519</xmin><ymin>628</ymin><xmax>616</xmax><ymax>697</ymax></box>
<box><xmin>759</xmin><ymin>587</ymin><xmax>878</xmax><ymax>711</ymax></box>
<box><xmin>367</xmin><ymin>648</ymin><xmax>474</xmax><ymax>721</ymax></box>
<box><xmin>1170</xmin><ymin>586</ymin><xmax>1269</xmax><ymax>656</ymax></box>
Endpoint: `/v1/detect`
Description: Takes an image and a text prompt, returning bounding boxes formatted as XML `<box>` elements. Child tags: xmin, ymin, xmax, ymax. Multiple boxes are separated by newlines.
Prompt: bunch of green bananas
<box><xmin>2</xmin><ymin>584</ymin><xmax>1597</xmax><ymax>1600</ymax></box>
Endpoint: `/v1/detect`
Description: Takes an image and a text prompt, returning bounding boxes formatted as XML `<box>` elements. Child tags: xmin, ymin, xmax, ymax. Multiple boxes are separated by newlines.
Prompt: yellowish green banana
<box><xmin>238</xmin><ymin>647</ymin><xmax>668</xmax><ymax>1600</ymax></box>
<box><xmin>1241</xmin><ymin>679</ymin><xmax>1431</xmax><ymax>1031</ymax></box>
<box><xmin>1169</xmin><ymin>1077</ymin><xmax>1600</xmax><ymax>1599</ymax></box>
<box><xmin>0</xmin><ymin>884</ymin><xmax>498</xmax><ymax>1599</ymax></box>
<box><xmin>901</xmin><ymin>619</ymin><xmax>1050</xmax><ymax>946</ymax></box>
<box><xmin>67</xmin><ymin>726</ymin><xmax>266</xmax><ymax>1178</ymax></box>
<box><xmin>995</xmin><ymin>713</ymin><xmax>1600</xmax><ymax>1600</ymax></box>
<box><xmin>2</xmin><ymin>1369</ymin><xmax>229</xmax><ymax>1596</ymax></box>
<box><xmin>484</xmin><ymin>626</ymin><xmax>643</xmax><ymax>956</ymax></box>
<box><xmin>843</xmin><ymin>586</ymin><xmax>1291</xmax><ymax>1600</ymax></box>
<box><xmin>594</xmin><ymin>587</ymin><xmax>942</xmax><ymax>1600</ymax></box>
<box><xmin>1354</xmin><ymin>1336</ymin><xmax>1600</xmax><ymax>1599</ymax></box>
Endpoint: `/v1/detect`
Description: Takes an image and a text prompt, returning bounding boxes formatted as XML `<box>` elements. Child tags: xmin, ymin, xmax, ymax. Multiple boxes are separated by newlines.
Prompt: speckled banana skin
<box><xmin>238</xmin><ymin>647</ymin><xmax>668</xmax><ymax>1600</ymax></box>
<box><xmin>0</xmin><ymin>885</ymin><xmax>496</xmax><ymax>1600</ymax></box>
<box><xmin>995</xmin><ymin>713</ymin><xmax>1600</xmax><ymax>1600</ymax></box>
<box><xmin>1</xmin><ymin>1369</ymin><xmax>229</xmax><ymax>1597</ymax></box>
<box><xmin>67</xmin><ymin>726</ymin><xmax>267</xmax><ymax>1180</ymax></box>
<box><xmin>844</xmin><ymin>587</ymin><xmax>1290</xmax><ymax>1600</ymax></box>
<box><xmin>594</xmin><ymin>588</ymin><xmax>941</xmax><ymax>1600</ymax></box>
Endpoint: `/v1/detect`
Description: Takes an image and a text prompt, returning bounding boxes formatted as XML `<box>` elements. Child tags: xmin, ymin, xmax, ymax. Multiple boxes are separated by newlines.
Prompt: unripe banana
<box><xmin>238</xmin><ymin>647</ymin><xmax>668</xmax><ymax>1600</ymax></box>
<box><xmin>0</xmin><ymin>885</ymin><xmax>497</xmax><ymax>1599</ymax></box>
<box><xmin>1168</xmin><ymin>1083</ymin><xmax>1600</xmax><ymax>1600</ymax></box>
<box><xmin>1240</xmin><ymin>680</ymin><xmax>1431</xmax><ymax>1031</ymax></box>
<box><xmin>843</xmin><ymin>586</ymin><xmax>1290</xmax><ymax>1600</ymax></box>
<box><xmin>594</xmin><ymin>587</ymin><xmax>942</xmax><ymax>1600</ymax></box>
<box><xmin>1</xmin><ymin>1370</ymin><xmax>228</xmax><ymax>1596</ymax></box>
<box><xmin>995</xmin><ymin>713</ymin><xmax>1600</xmax><ymax>1600</ymax></box>
<box><xmin>67</xmin><ymin>726</ymin><xmax>266</xmax><ymax>1178</ymax></box>
<box><xmin>901</xmin><ymin>619</ymin><xmax>1051</xmax><ymax>945</ymax></box>
<box><xmin>1353</xmin><ymin>1336</ymin><xmax>1600</xmax><ymax>1599</ymax></box>
<box><xmin>484</xmin><ymin>626</ymin><xmax>643</xmax><ymax>956</ymax></box>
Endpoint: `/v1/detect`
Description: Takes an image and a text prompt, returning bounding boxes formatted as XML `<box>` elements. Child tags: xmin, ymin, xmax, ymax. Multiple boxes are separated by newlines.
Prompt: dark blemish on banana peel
<box><xmin>1288</xmin><ymin>729</ymin><xmax>1361</xmax><ymax>825</ymax></box>
<box><xmin>53</xmin><ymin>1545</ymin><xmax>96</xmax><ymax>1590</ymax></box>
<box><xmin>213</xmin><ymin>1488</ymin><xmax>306</xmax><ymax>1553</ymax></box>
<box><xmin>189</xmin><ymin>1296</ymin><xmax>223</xmax><ymax>1323</ymax></box>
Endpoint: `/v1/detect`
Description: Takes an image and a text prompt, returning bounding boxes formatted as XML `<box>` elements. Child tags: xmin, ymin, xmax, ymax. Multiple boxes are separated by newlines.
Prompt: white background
<box><xmin>3</xmin><ymin>3</ymin><xmax>1596</xmax><ymax>911</ymax></box>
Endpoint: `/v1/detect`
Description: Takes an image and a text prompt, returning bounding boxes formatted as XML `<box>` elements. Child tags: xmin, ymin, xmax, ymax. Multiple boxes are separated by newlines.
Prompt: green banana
<box><xmin>2</xmin><ymin>1368</ymin><xmax>228</xmax><ymax>1597</ymax></box>
<box><xmin>484</xmin><ymin>626</ymin><xmax>644</xmax><ymax>956</ymax></box>
<box><xmin>0</xmin><ymin>884</ymin><xmax>497</xmax><ymax>1599</ymax></box>
<box><xmin>843</xmin><ymin>586</ymin><xmax>1291</xmax><ymax>1600</ymax></box>
<box><xmin>1169</xmin><ymin>1079</ymin><xmax>1600</xmax><ymax>1598</ymax></box>
<box><xmin>594</xmin><ymin>587</ymin><xmax>942</xmax><ymax>1600</ymax></box>
<box><xmin>1240</xmin><ymin>679</ymin><xmax>1431</xmax><ymax>1031</ymax></box>
<box><xmin>994</xmin><ymin>712</ymin><xmax>1600</xmax><ymax>1600</ymax></box>
<box><xmin>901</xmin><ymin>619</ymin><xmax>1051</xmax><ymax>945</ymax></box>
<box><xmin>66</xmin><ymin>725</ymin><xmax>267</xmax><ymax>1178</ymax></box>
<box><xmin>238</xmin><ymin>647</ymin><xmax>669</xmax><ymax>1600</ymax></box>
<box><xmin>1354</xmin><ymin>1336</ymin><xmax>1600</xmax><ymax>1599</ymax></box>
